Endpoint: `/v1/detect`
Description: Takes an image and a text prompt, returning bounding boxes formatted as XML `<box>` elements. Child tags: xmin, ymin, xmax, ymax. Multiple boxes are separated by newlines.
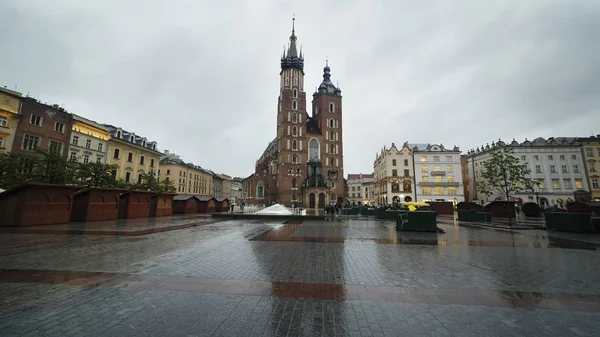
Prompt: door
<box><xmin>309</xmin><ymin>193</ymin><xmax>316</xmax><ymax>208</ymax></box>
<box><xmin>318</xmin><ymin>193</ymin><xmax>326</xmax><ymax>208</ymax></box>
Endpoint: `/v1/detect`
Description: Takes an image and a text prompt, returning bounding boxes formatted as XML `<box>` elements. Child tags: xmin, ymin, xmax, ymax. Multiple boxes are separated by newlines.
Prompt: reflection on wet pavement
<box><xmin>1</xmin><ymin>217</ymin><xmax>600</xmax><ymax>336</ymax></box>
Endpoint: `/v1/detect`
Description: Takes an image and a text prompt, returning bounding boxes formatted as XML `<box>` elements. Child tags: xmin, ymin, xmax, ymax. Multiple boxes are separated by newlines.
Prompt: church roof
<box><xmin>280</xmin><ymin>18</ymin><xmax>304</xmax><ymax>71</ymax></box>
<box><xmin>313</xmin><ymin>61</ymin><xmax>342</xmax><ymax>99</ymax></box>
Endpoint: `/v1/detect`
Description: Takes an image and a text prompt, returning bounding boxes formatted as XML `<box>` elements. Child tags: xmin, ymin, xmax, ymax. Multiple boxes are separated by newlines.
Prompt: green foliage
<box><xmin>158</xmin><ymin>178</ymin><xmax>176</xmax><ymax>193</ymax></box>
<box><xmin>0</xmin><ymin>153</ymin><xmax>23</xmax><ymax>189</ymax></box>
<box><xmin>478</xmin><ymin>144</ymin><xmax>541</xmax><ymax>201</ymax></box>
<box><xmin>76</xmin><ymin>161</ymin><xmax>117</xmax><ymax>188</ymax></box>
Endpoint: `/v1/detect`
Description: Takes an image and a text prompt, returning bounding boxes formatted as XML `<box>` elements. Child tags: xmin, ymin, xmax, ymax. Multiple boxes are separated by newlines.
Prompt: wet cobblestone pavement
<box><xmin>1</xmin><ymin>217</ymin><xmax>599</xmax><ymax>336</ymax></box>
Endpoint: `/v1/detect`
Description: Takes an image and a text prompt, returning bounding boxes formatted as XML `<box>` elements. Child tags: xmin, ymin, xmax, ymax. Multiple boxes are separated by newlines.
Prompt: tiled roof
<box><xmin>467</xmin><ymin>137</ymin><xmax>582</xmax><ymax>156</ymax></box>
<box><xmin>103</xmin><ymin>124</ymin><xmax>159</xmax><ymax>152</ymax></box>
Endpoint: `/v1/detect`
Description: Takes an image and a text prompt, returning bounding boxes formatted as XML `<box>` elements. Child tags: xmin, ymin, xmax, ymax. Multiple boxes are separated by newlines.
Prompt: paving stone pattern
<box><xmin>1</xmin><ymin>217</ymin><xmax>599</xmax><ymax>336</ymax></box>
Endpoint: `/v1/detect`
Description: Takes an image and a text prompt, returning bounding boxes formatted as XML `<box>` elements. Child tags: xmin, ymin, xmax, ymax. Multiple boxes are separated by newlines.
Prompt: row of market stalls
<box><xmin>0</xmin><ymin>183</ymin><xmax>229</xmax><ymax>227</ymax></box>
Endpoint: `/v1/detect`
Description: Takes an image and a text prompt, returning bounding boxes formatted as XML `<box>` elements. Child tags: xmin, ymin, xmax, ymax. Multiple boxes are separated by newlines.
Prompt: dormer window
<box><xmin>152</xmin><ymin>144</ymin><xmax>156</xmax><ymax>150</ymax></box>
<box><xmin>142</xmin><ymin>139</ymin><xmax>146</xmax><ymax>147</ymax></box>
<box><xmin>116</xmin><ymin>130</ymin><xmax>122</xmax><ymax>138</ymax></box>
<box><xmin>130</xmin><ymin>136</ymin><xmax>134</xmax><ymax>142</ymax></box>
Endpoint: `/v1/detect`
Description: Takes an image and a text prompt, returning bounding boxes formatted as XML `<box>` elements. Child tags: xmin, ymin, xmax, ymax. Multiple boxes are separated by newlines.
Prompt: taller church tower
<box><xmin>274</xmin><ymin>18</ymin><xmax>308</xmax><ymax>205</ymax></box>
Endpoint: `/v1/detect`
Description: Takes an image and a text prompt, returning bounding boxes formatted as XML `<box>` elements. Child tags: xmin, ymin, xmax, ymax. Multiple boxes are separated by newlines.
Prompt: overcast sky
<box><xmin>2</xmin><ymin>0</ymin><xmax>599</xmax><ymax>178</ymax></box>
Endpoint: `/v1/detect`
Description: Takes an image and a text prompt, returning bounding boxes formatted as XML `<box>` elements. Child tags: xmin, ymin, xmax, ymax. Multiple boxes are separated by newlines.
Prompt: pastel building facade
<box><xmin>412</xmin><ymin>144</ymin><xmax>464</xmax><ymax>204</ymax></box>
<box><xmin>104</xmin><ymin>125</ymin><xmax>160</xmax><ymax>183</ymax></box>
<box><xmin>68</xmin><ymin>115</ymin><xmax>110</xmax><ymax>164</ymax></box>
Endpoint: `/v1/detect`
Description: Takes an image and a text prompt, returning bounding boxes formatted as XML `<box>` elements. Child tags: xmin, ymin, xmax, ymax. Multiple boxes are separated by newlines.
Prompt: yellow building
<box><xmin>104</xmin><ymin>125</ymin><xmax>161</xmax><ymax>183</ymax></box>
<box><xmin>158</xmin><ymin>151</ymin><xmax>213</xmax><ymax>195</ymax></box>
<box><xmin>0</xmin><ymin>87</ymin><xmax>23</xmax><ymax>154</ymax></box>
<box><xmin>581</xmin><ymin>136</ymin><xmax>600</xmax><ymax>200</ymax></box>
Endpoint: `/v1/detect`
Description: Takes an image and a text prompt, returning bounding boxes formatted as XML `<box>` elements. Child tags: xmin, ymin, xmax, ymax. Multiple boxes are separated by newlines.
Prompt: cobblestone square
<box><xmin>1</xmin><ymin>217</ymin><xmax>599</xmax><ymax>336</ymax></box>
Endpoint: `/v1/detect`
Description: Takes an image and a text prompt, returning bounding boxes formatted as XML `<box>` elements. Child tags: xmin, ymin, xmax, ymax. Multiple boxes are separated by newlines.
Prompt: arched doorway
<box><xmin>318</xmin><ymin>193</ymin><xmax>326</xmax><ymax>208</ymax></box>
<box><xmin>404</xmin><ymin>196</ymin><xmax>412</xmax><ymax>202</ymax></box>
<box><xmin>309</xmin><ymin>193</ymin><xmax>316</xmax><ymax>208</ymax></box>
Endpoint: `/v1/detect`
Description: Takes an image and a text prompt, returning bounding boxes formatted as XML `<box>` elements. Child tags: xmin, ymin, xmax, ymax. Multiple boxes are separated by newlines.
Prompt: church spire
<box><xmin>280</xmin><ymin>16</ymin><xmax>304</xmax><ymax>71</ymax></box>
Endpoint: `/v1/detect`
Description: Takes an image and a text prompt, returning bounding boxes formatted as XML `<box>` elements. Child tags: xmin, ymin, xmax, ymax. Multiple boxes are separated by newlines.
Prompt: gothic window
<box><xmin>292</xmin><ymin>126</ymin><xmax>297</xmax><ymax>136</ymax></box>
<box><xmin>293</xmin><ymin>88</ymin><xmax>298</xmax><ymax>98</ymax></box>
<box><xmin>329</xmin><ymin>102</ymin><xmax>335</xmax><ymax>112</ymax></box>
<box><xmin>292</xmin><ymin>100</ymin><xmax>297</xmax><ymax>110</ymax></box>
<box><xmin>257</xmin><ymin>186</ymin><xmax>264</xmax><ymax>197</ymax></box>
<box><xmin>330</xmin><ymin>144</ymin><xmax>334</xmax><ymax>153</ymax></box>
<box><xmin>292</xmin><ymin>112</ymin><xmax>298</xmax><ymax>123</ymax></box>
<box><xmin>292</xmin><ymin>178</ymin><xmax>297</xmax><ymax>188</ymax></box>
<box><xmin>293</xmin><ymin>154</ymin><xmax>297</xmax><ymax>163</ymax></box>
<box><xmin>288</xmin><ymin>168</ymin><xmax>292</xmax><ymax>175</ymax></box>
<box><xmin>329</xmin><ymin>119</ymin><xmax>334</xmax><ymax>128</ymax></box>
<box><xmin>292</xmin><ymin>140</ymin><xmax>297</xmax><ymax>150</ymax></box>
<box><xmin>330</xmin><ymin>132</ymin><xmax>334</xmax><ymax>141</ymax></box>
<box><xmin>330</xmin><ymin>157</ymin><xmax>335</xmax><ymax>167</ymax></box>
<box><xmin>297</xmin><ymin>168</ymin><xmax>301</xmax><ymax>174</ymax></box>
<box><xmin>309</xmin><ymin>138</ymin><xmax>320</xmax><ymax>161</ymax></box>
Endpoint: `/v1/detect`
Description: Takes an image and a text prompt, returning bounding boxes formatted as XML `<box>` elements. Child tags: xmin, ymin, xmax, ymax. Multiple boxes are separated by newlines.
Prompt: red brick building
<box><xmin>460</xmin><ymin>155</ymin><xmax>471</xmax><ymax>202</ymax></box>
<box><xmin>11</xmin><ymin>97</ymin><xmax>73</xmax><ymax>159</ymax></box>
<box><xmin>243</xmin><ymin>20</ymin><xmax>345</xmax><ymax>209</ymax></box>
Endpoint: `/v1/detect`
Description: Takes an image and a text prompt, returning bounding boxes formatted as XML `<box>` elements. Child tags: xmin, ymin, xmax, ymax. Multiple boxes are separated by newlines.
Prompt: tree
<box><xmin>158</xmin><ymin>178</ymin><xmax>176</xmax><ymax>193</ymax></box>
<box><xmin>35</xmin><ymin>147</ymin><xmax>78</xmax><ymax>184</ymax></box>
<box><xmin>76</xmin><ymin>162</ymin><xmax>117</xmax><ymax>188</ymax></box>
<box><xmin>478</xmin><ymin>143</ymin><xmax>541</xmax><ymax>226</ymax></box>
<box><xmin>0</xmin><ymin>153</ymin><xmax>23</xmax><ymax>189</ymax></box>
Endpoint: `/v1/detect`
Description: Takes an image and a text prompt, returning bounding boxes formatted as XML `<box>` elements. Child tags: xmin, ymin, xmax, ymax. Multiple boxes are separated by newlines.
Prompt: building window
<box><xmin>30</xmin><ymin>114</ymin><xmax>42</xmax><ymax>126</ymax></box>
<box><xmin>434</xmin><ymin>176</ymin><xmax>442</xmax><ymax>183</ymax></box>
<box><xmin>329</xmin><ymin>102</ymin><xmax>334</xmax><ymax>112</ymax></box>
<box><xmin>552</xmin><ymin>179</ymin><xmax>560</xmax><ymax>189</ymax></box>
<box><xmin>292</xmin><ymin>154</ymin><xmax>297</xmax><ymax>163</ymax></box>
<box><xmin>98</xmin><ymin>143</ymin><xmax>103</xmax><ymax>152</ymax></box>
<box><xmin>150</xmin><ymin>159</ymin><xmax>155</xmax><ymax>167</ymax></box>
<box><xmin>563</xmin><ymin>179</ymin><xmax>572</xmax><ymax>189</ymax></box>
<box><xmin>521</xmin><ymin>155</ymin><xmax>526</xmax><ymax>160</ymax></box>
<box><xmin>422</xmin><ymin>176</ymin><xmax>429</xmax><ymax>182</ymax></box>
<box><xmin>309</xmin><ymin>138</ymin><xmax>320</xmax><ymax>161</ymax></box>
<box><xmin>130</xmin><ymin>136</ymin><xmax>134</xmax><ymax>142</ymax></box>
<box><xmin>433</xmin><ymin>187</ymin><xmax>444</xmax><ymax>195</ymax></box>
<box><xmin>534</xmin><ymin>155</ymin><xmax>539</xmax><ymax>160</ymax></box>
<box><xmin>421</xmin><ymin>166</ymin><xmax>429</xmax><ymax>173</ymax></box>
<box><xmin>69</xmin><ymin>151</ymin><xmax>77</xmax><ymax>161</ymax></box>
<box><xmin>404</xmin><ymin>169</ymin><xmax>409</xmax><ymax>177</ymax></box>
<box><xmin>292</xmin><ymin>178</ymin><xmax>297</xmax><ymax>188</ymax></box>
<box><xmin>0</xmin><ymin>136</ymin><xmax>4</xmax><ymax>148</ymax></box>
<box><xmin>72</xmin><ymin>135</ymin><xmax>79</xmax><ymax>145</ymax></box>
<box><xmin>420</xmin><ymin>156</ymin><xmax>427</xmax><ymax>162</ymax></box>
<box><xmin>96</xmin><ymin>157</ymin><xmax>102</xmax><ymax>163</ymax></box>
<box><xmin>422</xmin><ymin>187</ymin><xmax>431</xmax><ymax>195</ymax></box>
<box><xmin>447</xmin><ymin>165</ymin><xmax>454</xmax><ymax>173</ymax></box>
<box><xmin>391</xmin><ymin>184</ymin><xmax>400</xmax><ymax>192</ymax></box>
<box><xmin>49</xmin><ymin>140</ymin><xmax>63</xmax><ymax>154</ymax></box>
<box><xmin>593</xmin><ymin>177</ymin><xmax>599</xmax><ymax>189</ymax></box>
<box><xmin>447</xmin><ymin>187</ymin><xmax>457</xmax><ymax>194</ymax></box>
<box><xmin>590</xmin><ymin>161</ymin><xmax>597</xmax><ymax>172</ymax></box>
<box><xmin>404</xmin><ymin>159</ymin><xmax>409</xmax><ymax>166</ymax></box>
<box><xmin>86</xmin><ymin>139</ymin><xmax>91</xmax><ymax>148</ymax></box>
<box><xmin>329</xmin><ymin>119</ymin><xmax>334</xmax><ymax>128</ymax></box>
<box><xmin>586</xmin><ymin>149</ymin><xmax>593</xmax><ymax>157</ymax></box>
<box><xmin>446</xmin><ymin>156</ymin><xmax>452</xmax><ymax>161</ymax></box>
<box><xmin>257</xmin><ymin>186</ymin><xmax>264</xmax><ymax>198</ymax></box>
<box><xmin>392</xmin><ymin>169</ymin><xmax>398</xmax><ymax>176</ymax></box>
<box><xmin>113</xmin><ymin>148</ymin><xmax>120</xmax><ymax>159</ymax></box>
<box><xmin>433</xmin><ymin>156</ymin><xmax>440</xmax><ymax>162</ymax></box>
<box><xmin>292</xmin><ymin>139</ymin><xmax>297</xmax><ymax>150</ymax></box>
<box><xmin>22</xmin><ymin>134</ymin><xmax>40</xmax><ymax>151</ymax></box>
<box><xmin>54</xmin><ymin>122</ymin><xmax>65</xmax><ymax>133</ymax></box>
<box><xmin>0</xmin><ymin>116</ymin><xmax>7</xmax><ymax>127</ymax></box>
<box><xmin>575</xmin><ymin>179</ymin><xmax>583</xmax><ymax>189</ymax></box>
<box><xmin>560</xmin><ymin>155</ymin><xmax>565</xmax><ymax>160</ymax></box>
<box><xmin>574</xmin><ymin>165</ymin><xmax>579</xmax><ymax>173</ymax></box>
<box><xmin>561</xmin><ymin>165</ymin><xmax>568</xmax><ymax>173</ymax></box>
<box><xmin>447</xmin><ymin>176</ymin><xmax>455</xmax><ymax>182</ymax></box>
<box><xmin>548</xmin><ymin>155</ymin><xmax>554</xmax><ymax>160</ymax></box>
<box><xmin>572</xmin><ymin>155</ymin><xmax>577</xmax><ymax>160</ymax></box>
<box><xmin>550</xmin><ymin>165</ymin><xmax>556</xmax><ymax>173</ymax></box>
<box><xmin>433</xmin><ymin>165</ymin><xmax>441</xmax><ymax>171</ymax></box>
<box><xmin>292</xmin><ymin>126</ymin><xmax>297</xmax><ymax>136</ymax></box>
<box><xmin>292</xmin><ymin>100</ymin><xmax>297</xmax><ymax>110</ymax></box>
<box><xmin>392</xmin><ymin>159</ymin><xmax>397</xmax><ymax>166</ymax></box>
<box><xmin>83</xmin><ymin>154</ymin><xmax>90</xmax><ymax>164</ymax></box>
<box><xmin>535</xmin><ymin>165</ymin><xmax>542</xmax><ymax>173</ymax></box>
<box><xmin>140</xmin><ymin>156</ymin><xmax>145</xmax><ymax>165</ymax></box>
<box><xmin>292</xmin><ymin>112</ymin><xmax>298</xmax><ymax>123</ymax></box>
<box><xmin>127</xmin><ymin>152</ymin><xmax>133</xmax><ymax>162</ymax></box>
<box><xmin>142</xmin><ymin>140</ymin><xmax>146</xmax><ymax>147</ymax></box>
<box><xmin>293</xmin><ymin>88</ymin><xmax>298</xmax><ymax>98</ymax></box>
<box><xmin>125</xmin><ymin>172</ymin><xmax>131</xmax><ymax>182</ymax></box>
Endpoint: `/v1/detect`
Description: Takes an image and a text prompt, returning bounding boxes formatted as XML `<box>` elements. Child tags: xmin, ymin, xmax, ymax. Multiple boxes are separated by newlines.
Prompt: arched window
<box><xmin>329</xmin><ymin>119</ymin><xmax>334</xmax><ymax>128</ymax></box>
<box><xmin>116</xmin><ymin>130</ymin><xmax>122</xmax><ymax>138</ymax></box>
<box><xmin>330</xmin><ymin>144</ymin><xmax>334</xmax><ymax>153</ymax></box>
<box><xmin>329</xmin><ymin>102</ymin><xmax>334</xmax><ymax>112</ymax></box>
<box><xmin>142</xmin><ymin>139</ymin><xmax>146</xmax><ymax>147</ymax></box>
<box><xmin>296</xmin><ymin>168</ymin><xmax>301</xmax><ymax>174</ymax></box>
<box><xmin>293</xmin><ymin>88</ymin><xmax>298</xmax><ymax>98</ymax></box>
<box><xmin>330</xmin><ymin>132</ymin><xmax>335</xmax><ymax>141</ymax></box>
<box><xmin>292</xmin><ymin>140</ymin><xmax>297</xmax><ymax>150</ymax></box>
<box><xmin>292</xmin><ymin>154</ymin><xmax>297</xmax><ymax>163</ymax></box>
<box><xmin>292</xmin><ymin>100</ymin><xmax>297</xmax><ymax>110</ymax></box>
<box><xmin>257</xmin><ymin>186</ymin><xmax>264</xmax><ymax>197</ymax></box>
<box><xmin>292</xmin><ymin>178</ymin><xmax>297</xmax><ymax>188</ymax></box>
<box><xmin>292</xmin><ymin>126</ymin><xmax>297</xmax><ymax>136</ymax></box>
<box><xmin>292</xmin><ymin>112</ymin><xmax>298</xmax><ymax>123</ymax></box>
<box><xmin>330</xmin><ymin>157</ymin><xmax>335</xmax><ymax>167</ymax></box>
<box><xmin>309</xmin><ymin>138</ymin><xmax>320</xmax><ymax>162</ymax></box>
<box><xmin>130</xmin><ymin>136</ymin><xmax>135</xmax><ymax>142</ymax></box>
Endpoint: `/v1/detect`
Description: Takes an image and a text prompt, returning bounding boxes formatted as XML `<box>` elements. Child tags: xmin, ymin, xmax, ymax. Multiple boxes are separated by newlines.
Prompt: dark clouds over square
<box><xmin>1</xmin><ymin>0</ymin><xmax>598</xmax><ymax>177</ymax></box>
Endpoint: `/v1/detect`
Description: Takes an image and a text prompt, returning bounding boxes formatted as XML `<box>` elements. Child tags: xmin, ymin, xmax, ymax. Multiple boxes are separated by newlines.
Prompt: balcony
<box><xmin>419</xmin><ymin>182</ymin><xmax>459</xmax><ymax>187</ymax></box>
<box><xmin>431</xmin><ymin>171</ymin><xmax>446</xmax><ymax>176</ymax></box>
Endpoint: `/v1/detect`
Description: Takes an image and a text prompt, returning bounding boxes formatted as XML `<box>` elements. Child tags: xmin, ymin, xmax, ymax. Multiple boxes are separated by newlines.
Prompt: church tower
<box><xmin>275</xmin><ymin>18</ymin><xmax>308</xmax><ymax>204</ymax></box>
<box><xmin>311</xmin><ymin>62</ymin><xmax>344</xmax><ymax>204</ymax></box>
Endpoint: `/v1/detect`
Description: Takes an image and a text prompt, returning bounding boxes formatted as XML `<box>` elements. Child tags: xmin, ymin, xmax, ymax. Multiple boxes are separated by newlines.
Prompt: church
<box><xmin>242</xmin><ymin>20</ymin><xmax>345</xmax><ymax>209</ymax></box>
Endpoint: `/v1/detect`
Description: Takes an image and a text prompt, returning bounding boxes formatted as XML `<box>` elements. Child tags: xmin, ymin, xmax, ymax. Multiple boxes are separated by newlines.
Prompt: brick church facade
<box><xmin>242</xmin><ymin>20</ymin><xmax>345</xmax><ymax>208</ymax></box>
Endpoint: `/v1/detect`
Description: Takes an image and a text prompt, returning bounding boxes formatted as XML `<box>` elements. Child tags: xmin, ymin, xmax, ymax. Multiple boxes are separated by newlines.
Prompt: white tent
<box><xmin>254</xmin><ymin>203</ymin><xmax>293</xmax><ymax>215</ymax></box>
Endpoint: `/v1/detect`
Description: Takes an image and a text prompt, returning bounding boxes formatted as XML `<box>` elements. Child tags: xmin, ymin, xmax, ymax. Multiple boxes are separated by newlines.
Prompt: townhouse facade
<box><xmin>373</xmin><ymin>142</ymin><xmax>416</xmax><ymax>205</ymax></box>
<box><xmin>579</xmin><ymin>135</ymin><xmax>600</xmax><ymax>201</ymax></box>
<box><xmin>68</xmin><ymin>115</ymin><xmax>110</xmax><ymax>164</ymax></box>
<box><xmin>104</xmin><ymin>125</ymin><xmax>160</xmax><ymax>183</ymax></box>
<box><xmin>413</xmin><ymin>144</ymin><xmax>464</xmax><ymax>204</ymax></box>
<box><xmin>347</xmin><ymin>173</ymin><xmax>374</xmax><ymax>205</ymax></box>
<box><xmin>0</xmin><ymin>87</ymin><xmax>23</xmax><ymax>155</ymax></box>
<box><xmin>466</xmin><ymin>138</ymin><xmax>589</xmax><ymax>207</ymax></box>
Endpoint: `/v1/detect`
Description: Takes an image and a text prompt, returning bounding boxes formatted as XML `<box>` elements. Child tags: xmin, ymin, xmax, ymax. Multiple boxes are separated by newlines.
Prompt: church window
<box><xmin>293</xmin><ymin>89</ymin><xmax>298</xmax><ymax>98</ymax></box>
<box><xmin>292</xmin><ymin>100</ymin><xmax>297</xmax><ymax>110</ymax></box>
<box><xmin>292</xmin><ymin>178</ymin><xmax>297</xmax><ymax>188</ymax></box>
<box><xmin>329</xmin><ymin>102</ymin><xmax>335</xmax><ymax>112</ymax></box>
<box><xmin>257</xmin><ymin>186</ymin><xmax>264</xmax><ymax>198</ymax></box>
<box><xmin>329</xmin><ymin>119</ymin><xmax>334</xmax><ymax>128</ymax></box>
<box><xmin>330</xmin><ymin>144</ymin><xmax>335</xmax><ymax>154</ymax></box>
<box><xmin>292</xmin><ymin>112</ymin><xmax>298</xmax><ymax>123</ymax></box>
<box><xmin>331</xmin><ymin>157</ymin><xmax>335</xmax><ymax>167</ymax></box>
<box><xmin>297</xmin><ymin>168</ymin><xmax>301</xmax><ymax>174</ymax></box>
<box><xmin>292</xmin><ymin>126</ymin><xmax>297</xmax><ymax>136</ymax></box>
<box><xmin>309</xmin><ymin>138</ymin><xmax>320</xmax><ymax>162</ymax></box>
<box><xmin>330</xmin><ymin>132</ymin><xmax>334</xmax><ymax>141</ymax></box>
<box><xmin>292</xmin><ymin>140</ymin><xmax>297</xmax><ymax>150</ymax></box>
<box><xmin>293</xmin><ymin>155</ymin><xmax>297</xmax><ymax>163</ymax></box>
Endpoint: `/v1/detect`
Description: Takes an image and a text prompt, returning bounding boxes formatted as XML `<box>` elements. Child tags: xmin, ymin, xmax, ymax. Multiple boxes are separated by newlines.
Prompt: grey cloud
<box><xmin>1</xmin><ymin>0</ymin><xmax>598</xmax><ymax>177</ymax></box>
